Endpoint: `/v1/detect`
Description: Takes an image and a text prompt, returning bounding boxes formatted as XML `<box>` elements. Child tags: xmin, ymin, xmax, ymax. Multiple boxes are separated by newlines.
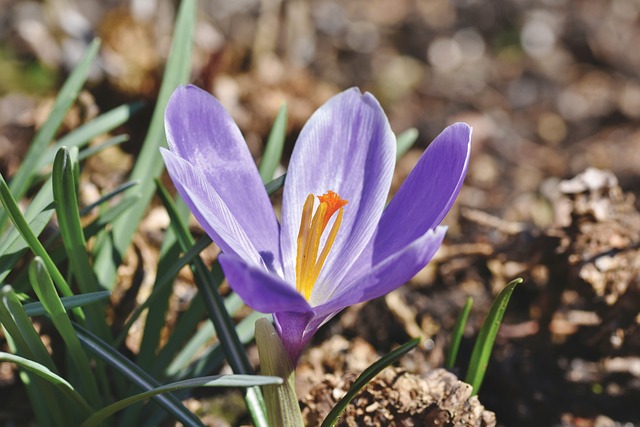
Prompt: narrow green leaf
<box><xmin>23</xmin><ymin>291</ymin><xmax>111</xmax><ymax>316</ymax></box>
<box><xmin>321</xmin><ymin>338</ymin><xmax>421</xmax><ymax>427</ymax></box>
<box><xmin>79</xmin><ymin>180</ymin><xmax>139</xmax><ymax>216</ymax></box>
<box><xmin>78</xmin><ymin>134</ymin><xmax>130</xmax><ymax>162</ymax></box>
<box><xmin>4</xmin><ymin>38</ymin><xmax>100</xmax><ymax>211</ymax></box>
<box><xmin>445</xmin><ymin>296</ymin><xmax>473</xmax><ymax>369</ymax></box>
<box><xmin>156</xmin><ymin>179</ymin><xmax>268</xmax><ymax>426</ymax></box>
<box><xmin>465</xmin><ymin>278</ymin><xmax>523</xmax><ymax>395</ymax></box>
<box><xmin>255</xmin><ymin>318</ymin><xmax>303</xmax><ymax>427</ymax></box>
<box><xmin>396</xmin><ymin>128</ymin><xmax>419</xmax><ymax>160</ymax></box>
<box><xmin>0</xmin><ymin>286</ymin><xmax>57</xmax><ymax>371</ymax></box>
<box><xmin>114</xmin><ymin>236</ymin><xmax>211</xmax><ymax>346</ymax></box>
<box><xmin>53</xmin><ymin>147</ymin><xmax>102</xmax><ymax>295</ymax></box>
<box><xmin>93</xmin><ymin>0</ymin><xmax>195</xmax><ymax>289</ymax></box>
<box><xmin>0</xmin><ymin>178</ymin><xmax>54</xmax><ymax>283</ymax></box>
<box><xmin>40</xmin><ymin>101</ymin><xmax>143</xmax><ymax>169</ymax></box>
<box><xmin>73</xmin><ymin>323</ymin><xmax>204</xmax><ymax>427</ymax></box>
<box><xmin>0</xmin><ymin>172</ymin><xmax>77</xmax><ymax>302</ymax></box>
<box><xmin>29</xmin><ymin>257</ymin><xmax>102</xmax><ymax>407</ymax></box>
<box><xmin>259</xmin><ymin>102</ymin><xmax>287</xmax><ymax>183</ymax></box>
<box><xmin>265</xmin><ymin>173</ymin><xmax>286</xmax><ymax>196</ymax></box>
<box><xmin>163</xmin><ymin>293</ymin><xmax>245</xmax><ymax>376</ymax></box>
<box><xmin>81</xmin><ymin>375</ymin><xmax>282</xmax><ymax>427</ymax></box>
<box><xmin>0</xmin><ymin>351</ymin><xmax>92</xmax><ymax>415</ymax></box>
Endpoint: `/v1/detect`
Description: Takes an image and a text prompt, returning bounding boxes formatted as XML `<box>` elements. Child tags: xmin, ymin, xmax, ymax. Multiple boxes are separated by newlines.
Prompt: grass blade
<box><xmin>321</xmin><ymin>338</ymin><xmax>420</xmax><ymax>427</ymax></box>
<box><xmin>259</xmin><ymin>102</ymin><xmax>287</xmax><ymax>183</ymax></box>
<box><xmin>445</xmin><ymin>296</ymin><xmax>473</xmax><ymax>369</ymax></box>
<box><xmin>4</xmin><ymin>38</ymin><xmax>100</xmax><ymax>210</ymax></box>
<box><xmin>0</xmin><ymin>178</ymin><xmax>54</xmax><ymax>283</ymax></box>
<box><xmin>23</xmin><ymin>291</ymin><xmax>111</xmax><ymax>316</ymax></box>
<box><xmin>73</xmin><ymin>323</ymin><xmax>205</xmax><ymax>427</ymax></box>
<box><xmin>0</xmin><ymin>351</ymin><xmax>92</xmax><ymax>415</ymax></box>
<box><xmin>396</xmin><ymin>128</ymin><xmax>419</xmax><ymax>160</ymax></box>
<box><xmin>0</xmin><ymin>172</ymin><xmax>77</xmax><ymax>302</ymax></box>
<box><xmin>265</xmin><ymin>173</ymin><xmax>286</xmax><ymax>196</ymax></box>
<box><xmin>78</xmin><ymin>134</ymin><xmax>130</xmax><ymax>161</ymax></box>
<box><xmin>93</xmin><ymin>0</ymin><xmax>195</xmax><ymax>289</ymax></box>
<box><xmin>465</xmin><ymin>278</ymin><xmax>523</xmax><ymax>395</ymax></box>
<box><xmin>81</xmin><ymin>375</ymin><xmax>282</xmax><ymax>427</ymax></box>
<box><xmin>40</xmin><ymin>101</ymin><xmax>143</xmax><ymax>170</ymax></box>
<box><xmin>156</xmin><ymin>179</ymin><xmax>268</xmax><ymax>426</ymax></box>
<box><xmin>28</xmin><ymin>257</ymin><xmax>102</xmax><ymax>407</ymax></box>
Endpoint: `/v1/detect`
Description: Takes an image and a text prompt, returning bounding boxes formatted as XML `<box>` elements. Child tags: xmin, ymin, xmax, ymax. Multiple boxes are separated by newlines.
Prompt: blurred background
<box><xmin>1</xmin><ymin>0</ymin><xmax>640</xmax><ymax>426</ymax></box>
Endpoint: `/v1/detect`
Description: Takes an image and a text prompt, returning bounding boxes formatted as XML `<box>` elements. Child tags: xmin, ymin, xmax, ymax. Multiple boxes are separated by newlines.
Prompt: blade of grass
<box><xmin>40</xmin><ymin>101</ymin><xmax>143</xmax><ymax>170</ymax></box>
<box><xmin>0</xmin><ymin>286</ymin><xmax>73</xmax><ymax>425</ymax></box>
<box><xmin>81</xmin><ymin>375</ymin><xmax>282</xmax><ymax>427</ymax></box>
<box><xmin>0</xmin><ymin>351</ymin><xmax>92</xmax><ymax>415</ymax></box>
<box><xmin>93</xmin><ymin>0</ymin><xmax>195</xmax><ymax>290</ymax></box>
<box><xmin>52</xmin><ymin>147</ymin><xmax>109</xmax><ymax>336</ymax></box>
<box><xmin>23</xmin><ymin>291</ymin><xmax>111</xmax><ymax>316</ymax></box>
<box><xmin>79</xmin><ymin>180</ymin><xmax>139</xmax><ymax>216</ymax></box>
<box><xmin>321</xmin><ymin>338</ymin><xmax>421</xmax><ymax>427</ymax></box>
<box><xmin>0</xmin><ymin>177</ymin><xmax>54</xmax><ymax>283</ymax></box>
<box><xmin>465</xmin><ymin>278</ymin><xmax>523</xmax><ymax>395</ymax></box>
<box><xmin>3</xmin><ymin>38</ymin><xmax>100</xmax><ymax>218</ymax></box>
<box><xmin>78</xmin><ymin>134</ymin><xmax>130</xmax><ymax>161</ymax></box>
<box><xmin>0</xmin><ymin>172</ymin><xmax>77</xmax><ymax>301</ymax></box>
<box><xmin>72</xmin><ymin>322</ymin><xmax>205</xmax><ymax>427</ymax></box>
<box><xmin>156</xmin><ymin>180</ymin><xmax>268</xmax><ymax>426</ymax></box>
<box><xmin>396</xmin><ymin>128</ymin><xmax>419</xmax><ymax>160</ymax></box>
<box><xmin>445</xmin><ymin>296</ymin><xmax>473</xmax><ymax>369</ymax></box>
<box><xmin>265</xmin><ymin>173</ymin><xmax>286</xmax><ymax>196</ymax></box>
<box><xmin>259</xmin><ymin>102</ymin><xmax>287</xmax><ymax>183</ymax></box>
<box><xmin>114</xmin><ymin>236</ymin><xmax>211</xmax><ymax>346</ymax></box>
<box><xmin>29</xmin><ymin>257</ymin><xmax>102</xmax><ymax>407</ymax></box>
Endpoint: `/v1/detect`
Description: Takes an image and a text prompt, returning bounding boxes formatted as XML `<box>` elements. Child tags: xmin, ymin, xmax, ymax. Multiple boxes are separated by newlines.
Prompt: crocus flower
<box><xmin>161</xmin><ymin>85</ymin><xmax>471</xmax><ymax>363</ymax></box>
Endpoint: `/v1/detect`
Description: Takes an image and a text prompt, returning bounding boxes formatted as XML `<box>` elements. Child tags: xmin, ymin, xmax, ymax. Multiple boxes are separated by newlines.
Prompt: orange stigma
<box><xmin>295</xmin><ymin>191</ymin><xmax>348</xmax><ymax>300</ymax></box>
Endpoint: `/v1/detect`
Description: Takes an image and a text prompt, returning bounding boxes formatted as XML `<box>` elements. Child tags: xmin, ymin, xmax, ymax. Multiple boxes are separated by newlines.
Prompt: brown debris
<box><xmin>301</xmin><ymin>367</ymin><xmax>495</xmax><ymax>427</ymax></box>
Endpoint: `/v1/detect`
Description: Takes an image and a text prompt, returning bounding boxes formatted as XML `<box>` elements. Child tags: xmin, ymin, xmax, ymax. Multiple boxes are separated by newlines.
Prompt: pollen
<box><xmin>295</xmin><ymin>191</ymin><xmax>348</xmax><ymax>301</ymax></box>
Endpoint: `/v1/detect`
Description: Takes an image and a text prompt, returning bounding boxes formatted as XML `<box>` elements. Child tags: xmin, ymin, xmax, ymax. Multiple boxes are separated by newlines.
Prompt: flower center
<box><xmin>295</xmin><ymin>190</ymin><xmax>348</xmax><ymax>300</ymax></box>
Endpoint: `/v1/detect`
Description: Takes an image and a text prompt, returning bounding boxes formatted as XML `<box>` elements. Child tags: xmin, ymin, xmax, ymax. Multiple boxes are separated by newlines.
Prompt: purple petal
<box><xmin>273</xmin><ymin>311</ymin><xmax>316</xmax><ymax>364</ymax></box>
<box><xmin>280</xmin><ymin>88</ymin><xmax>396</xmax><ymax>301</ymax></box>
<box><xmin>162</xmin><ymin>149</ymin><xmax>267</xmax><ymax>267</ymax></box>
<box><xmin>314</xmin><ymin>226</ymin><xmax>447</xmax><ymax>318</ymax></box>
<box><xmin>218</xmin><ymin>253</ymin><xmax>311</xmax><ymax>313</ymax></box>
<box><xmin>369</xmin><ymin>122</ymin><xmax>471</xmax><ymax>264</ymax></box>
<box><xmin>165</xmin><ymin>85</ymin><xmax>281</xmax><ymax>271</ymax></box>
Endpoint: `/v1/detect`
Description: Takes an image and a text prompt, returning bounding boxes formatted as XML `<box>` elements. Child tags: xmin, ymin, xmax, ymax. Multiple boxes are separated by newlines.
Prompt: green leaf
<box><xmin>265</xmin><ymin>173</ymin><xmax>286</xmax><ymax>196</ymax></box>
<box><xmin>93</xmin><ymin>0</ymin><xmax>195</xmax><ymax>290</ymax></box>
<box><xmin>255</xmin><ymin>318</ymin><xmax>303</xmax><ymax>427</ymax></box>
<box><xmin>396</xmin><ymin>128</ymin><xmax>419</xmax><ymax>160</ymax></box>
<box><xmin>321</xmin><ymin>338</ymin><xmax>421</xmax><ymax>427</ymax></box>
<box><xmin>23</xmin><ymin>291</ymin><xmax>111</xmax><ymax>316</ymax></box>
<box><xmin>28</xmin><ymin>257</ymin><xmax>102</xmax><ymax>407</ymax></box>
<box><xmin>0</xmin><ymin>178</ymin><xmax>54</xmax><ymax>283</ymax></box>
<box><xmin>40</xmin><ymin>101</ymin><xmax>142</xmax><ymax>170</ymax></box>
<box><xmin>80</xmin><ymin>375</ymin><xmax>282</xmax><ymax>427</ymax></box>
<box><xmin>77</xmin><ymin>134</ymin><xmax>130</xmax><ymax>162</ymax></box>
<box><xmin>259</xmin><ymin>102</ymin><xmax>287</xmax><ymax>183</ymax></box>
<box><xmin>52</xmin><ymin>148</ymin><xmax>100</xmax><ymax>294</ymax></box>
<box><xmin>0</xmin><ymin>351</ymin><xmax>92</xmax><ymax>416</ymax></box>
<box><xmin>465</xmin><ymin>278</ymin><xmax>523</xmax><ymax>395</ymax></box>
<box><xmin>0</xmin><ymin>173</ymin><xmax>77</xmax><ymax>302</ymax></box>
<box><xmin>3</xmin><ymin>38</ymin><xmax>100</xmax><ymax>215</ymax></box>
<box><xmin>73</xmin><ymin>323</ymin><xmax>205</xmax><ymax>427</ymax></box>
<box><xmin>445</xmin><ymin>296</ymin><xmax>473</xmax><ymax>369</ymax></box>
<box><xmin>155</xmin><ymin>179</ymin><xmax>269</xmax><ymax>426</ymax></box>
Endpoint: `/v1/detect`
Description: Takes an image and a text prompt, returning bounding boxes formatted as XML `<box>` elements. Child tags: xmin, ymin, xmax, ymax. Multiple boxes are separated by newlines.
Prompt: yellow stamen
<box><xmin>295</xmin><ymin>191</ymin><xmax>348</xmax><ymax>301</ymax></box>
